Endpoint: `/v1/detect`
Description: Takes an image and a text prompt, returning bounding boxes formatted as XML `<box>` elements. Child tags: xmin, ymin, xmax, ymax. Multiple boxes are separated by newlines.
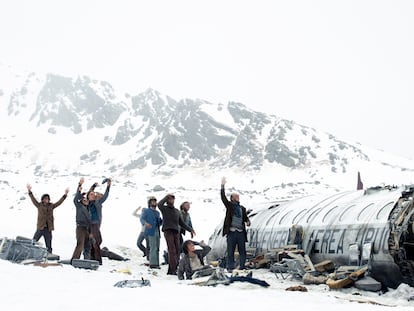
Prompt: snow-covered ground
<box><xmin>1</xmin><ymin>179</ymin><xmax>414</xmax><ymax>310</ymax></box>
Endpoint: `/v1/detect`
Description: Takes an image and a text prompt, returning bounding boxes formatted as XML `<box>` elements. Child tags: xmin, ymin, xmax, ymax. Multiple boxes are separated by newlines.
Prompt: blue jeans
<box><xmin>148</xmin><ymin>230</ymin><xmax>160</xmax><ymax>266</ymax></box>
<box><xmin>137</xmin><ymin>231</ymin><xmax>149</xmax><ymax>259</ymax></box>
<box><xmin>226</xmin><ymin>230</ymin><xmax>246</xmax><ymax>271</ymax></box>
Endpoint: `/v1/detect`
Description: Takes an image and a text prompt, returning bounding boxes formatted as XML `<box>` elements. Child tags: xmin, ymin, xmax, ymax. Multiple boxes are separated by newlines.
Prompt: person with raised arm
<box><xmin>157</xmin><ymin>193</ymin><xmax>195</xmax><ymax>275</ymax></box>
<box><xmin>71</xmin><ymin>177</ymin><xmax>92</xmax><ymax>261</ymax></box>
<box><xmin>220</xmin><ymin>177</ymin><xmax>250</xmax><ymax>272</ymax></box>
<box><xmin>27</xmin><ymin>183</ymin><xmax>69</xmax><ymax>253</ymax></box>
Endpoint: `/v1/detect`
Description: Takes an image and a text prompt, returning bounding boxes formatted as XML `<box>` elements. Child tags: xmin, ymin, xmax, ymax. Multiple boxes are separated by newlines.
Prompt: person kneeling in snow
<box><xmin>177</xmin><ymin>240</ymin><xmax>213</xmax><ymax>280</ymax></box>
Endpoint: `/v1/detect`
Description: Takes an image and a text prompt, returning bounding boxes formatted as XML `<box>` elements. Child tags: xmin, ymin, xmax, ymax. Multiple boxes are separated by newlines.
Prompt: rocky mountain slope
<box><xmin>1</xmin><ymin>63</ymin><xmax>413</xmax><ymax>202</ymax></box>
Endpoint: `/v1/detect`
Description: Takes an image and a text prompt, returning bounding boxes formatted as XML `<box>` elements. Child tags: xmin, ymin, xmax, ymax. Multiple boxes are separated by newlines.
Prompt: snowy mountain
<box><xmin>1</xmin><ymin>61</ymin><xmax>414</xmax><ymax>206</ymax></box>
<box><xmin>2</xmin><ymin>63</ymin><xmax>414</xmax><ymax>310</ymax></box>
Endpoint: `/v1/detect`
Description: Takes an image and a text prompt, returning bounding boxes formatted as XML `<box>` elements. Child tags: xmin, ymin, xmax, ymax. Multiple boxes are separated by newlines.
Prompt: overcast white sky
<box><xmin>1</xmin><ymin>0</ymin><xmax>414</xmax><ymax>159</ymax></box>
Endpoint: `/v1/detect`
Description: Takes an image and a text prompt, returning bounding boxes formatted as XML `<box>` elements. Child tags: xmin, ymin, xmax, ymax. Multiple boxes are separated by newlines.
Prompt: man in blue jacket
<box><xmin>141</xmin><ymin>196</ymin><xmax>162</xmax><ymax>268</ymax></box>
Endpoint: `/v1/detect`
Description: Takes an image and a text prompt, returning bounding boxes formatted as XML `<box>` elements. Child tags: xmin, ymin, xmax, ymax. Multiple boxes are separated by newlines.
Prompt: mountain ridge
<box><xmin>1</xmin><ymin>63</ymin><xmax>413</xmax><ymax>199</ymax></box>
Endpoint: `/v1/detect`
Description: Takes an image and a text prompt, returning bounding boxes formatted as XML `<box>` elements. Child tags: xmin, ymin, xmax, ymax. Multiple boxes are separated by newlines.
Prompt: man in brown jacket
<box><xmin>27</xmin><ymin>183</ymin><xmax>69</xmax><ymax>253</ymax></box>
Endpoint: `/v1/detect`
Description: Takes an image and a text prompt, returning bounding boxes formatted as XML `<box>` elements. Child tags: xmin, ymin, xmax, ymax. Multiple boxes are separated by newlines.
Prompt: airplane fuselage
<box><xmin>208</xmin><ymin>185</ymin><xmax>414</xmax><ymax>288</ymax></box>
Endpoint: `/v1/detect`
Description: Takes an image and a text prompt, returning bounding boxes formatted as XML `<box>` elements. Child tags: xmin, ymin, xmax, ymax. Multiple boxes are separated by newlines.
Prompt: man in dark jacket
<box><xmin>158</xmin><ymin>194</ymin><xmax>195</xmax><ymax>275</ymax></box>
<box><xmin>27</xmin><ymin>183</ymin><xmax>69</xmax><ymax>253</ymax></box>
<box><xmin>71</xmin><ymin>177</ymin><xmax>92</xmax><ymax>260</ymax></box>
<box><xmin>220</xmin><ymin>177</ymin><xmax>250</xmax><ymax>271</ymax></box>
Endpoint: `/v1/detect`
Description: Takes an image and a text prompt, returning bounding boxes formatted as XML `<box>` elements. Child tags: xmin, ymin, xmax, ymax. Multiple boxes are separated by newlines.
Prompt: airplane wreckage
<box><xmin>0</xmin><ymin>236</ymin><xmax>128</xmax><ymax>269</ymax></box>
<box><xmin>208</xmin><ymin>184</ymin><xmax>414</xmax><ymax>289</ymax></box>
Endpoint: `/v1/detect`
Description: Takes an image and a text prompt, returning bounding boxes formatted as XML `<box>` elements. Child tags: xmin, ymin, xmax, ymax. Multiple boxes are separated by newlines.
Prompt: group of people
<box><xmin>136</xmin><ymin>194</ymin><xmax>195</xmax><ymax>274</ymax></box>
<box><xmin>133</xmin><ymin>176</ymin><xmax>251</xmax><ymax>277</ymax></box>
<box><xmin>26</xmin><ymin>177</ymin><xmax>112</xmax><ymax>265</ymax></box>
<box><xmin>26</xmin><ymin>176</ymin><xmax>251</xmax><ymax>278</ymax></box>
<box><xmin>71</xmin><ymin>177</ymin><xmax>111</xmax><ymax>264</ymax></box>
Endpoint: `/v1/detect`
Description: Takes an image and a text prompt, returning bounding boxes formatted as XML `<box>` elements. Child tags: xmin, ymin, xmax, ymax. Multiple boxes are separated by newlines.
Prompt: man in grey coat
<box><xmin>71</xmin><ymin>177</ymin><xmax>92</xmax><ymax>260</ymax></box>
